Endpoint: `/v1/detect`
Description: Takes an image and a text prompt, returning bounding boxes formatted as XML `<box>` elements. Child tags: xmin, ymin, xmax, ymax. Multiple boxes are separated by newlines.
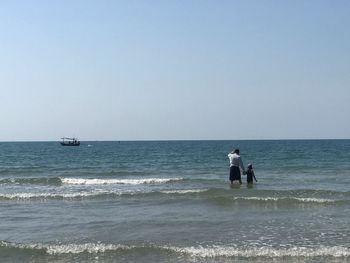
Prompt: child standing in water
<box><xmin>246</xmin><ymin>164</ymin><xmax>257</xmax><ymax>184</ymax></box>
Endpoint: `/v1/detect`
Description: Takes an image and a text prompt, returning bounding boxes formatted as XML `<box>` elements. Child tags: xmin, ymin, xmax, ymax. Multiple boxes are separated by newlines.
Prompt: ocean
<box><xmin>0</xmin><ymin>140</ymin><xmax>349</xmax><ymax>262</ymax></box>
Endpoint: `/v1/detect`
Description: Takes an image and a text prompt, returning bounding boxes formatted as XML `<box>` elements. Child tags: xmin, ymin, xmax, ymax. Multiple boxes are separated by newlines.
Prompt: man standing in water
<box><xmin>228</xmin><ymin>149</ymin><xmax>245</xmax><ymax>184</ymax></box>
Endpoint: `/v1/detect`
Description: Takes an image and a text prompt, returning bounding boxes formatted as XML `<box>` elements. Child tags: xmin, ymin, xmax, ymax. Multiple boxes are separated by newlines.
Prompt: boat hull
<box><xmin>60</xmin><ymin>142</ymin><xmax>80</xmax><ymax>146</ymax></box>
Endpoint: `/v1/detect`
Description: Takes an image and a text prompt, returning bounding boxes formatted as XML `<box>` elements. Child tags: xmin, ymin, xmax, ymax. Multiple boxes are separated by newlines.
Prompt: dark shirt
<box><xmin>246</xmin><ymin>169</ymin><xmax>255</xmax><ymax>183</ymax></box>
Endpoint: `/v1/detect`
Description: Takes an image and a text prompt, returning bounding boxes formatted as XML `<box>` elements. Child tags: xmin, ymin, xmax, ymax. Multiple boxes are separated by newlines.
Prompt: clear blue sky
<box><xmin>1</xmin><ymin>0</ymin><xmax>349</xmax><ymax>141</ymax></box>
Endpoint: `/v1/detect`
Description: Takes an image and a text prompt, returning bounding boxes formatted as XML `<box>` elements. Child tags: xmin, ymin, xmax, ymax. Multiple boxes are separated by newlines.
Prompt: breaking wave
<box><xmin>232</xmin><ymin>196</ymin><xmax>336</xmax><ymax>204</ymax></box>
<box><xmin>0</xmin><ymin>177</ymin><xmax>184</xmax><ymax>186</ymax></box>
<box><xmin>160</xmin><ymin>189</ymin><xmax>208</xmax><ymax>194</ymax></box>
<box><xmin>0</xmin><ymin>188</ymin><xmax>208</xmax><ymax>200</ymax></box>
<box><xmin>0</xmin><ymin>192</ymin><xmax>110</xmax><ymax>200</ymax></box>
<box><xmin>0</xmin><ymin>188</ymin><xmax>347</xmax><ymax>204</ymax></box>
<box><xmin>1</xmin><ymin>241</ymin><xmax>349</xmax><ymax>258</ymax></box>
<box><xmin>167</xmin><ymin>244</ymin><xmax>350</xmax><ymax>258</ymax></box>
<box><xmin>60</xmin><ymin>177</ymin><xmax>183</xmax><ymax>185</ymax></box>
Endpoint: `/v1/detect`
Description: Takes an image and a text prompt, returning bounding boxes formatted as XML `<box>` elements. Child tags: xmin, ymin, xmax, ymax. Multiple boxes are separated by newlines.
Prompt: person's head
<box><xmin>247</xmin><ymin>163</ymin><xmax>253</xmax><ymax>169</ymax></box>
<box><xmin>234</xmin><ymin>149</ymin><xmax>240</xmax><ymax>154</ymax></box>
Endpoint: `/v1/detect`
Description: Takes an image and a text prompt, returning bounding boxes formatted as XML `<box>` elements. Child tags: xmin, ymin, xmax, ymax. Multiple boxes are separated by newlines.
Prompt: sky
<box><xmin>1</xmin><ymin>0</ymin><xmax>349</xmax><ymax>141</ymax></box>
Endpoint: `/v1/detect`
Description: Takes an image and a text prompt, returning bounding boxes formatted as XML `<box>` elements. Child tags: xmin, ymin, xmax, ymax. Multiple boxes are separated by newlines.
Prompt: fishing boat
<box><xmin>60</xmin><ymin>137</ymin><xmax>80</xmax><ymax>146</ymax></box>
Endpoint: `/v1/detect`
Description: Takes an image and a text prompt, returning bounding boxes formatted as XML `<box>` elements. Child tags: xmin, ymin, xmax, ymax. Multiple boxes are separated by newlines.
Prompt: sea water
<box><xmin>0</xmin><ymin>140</ymin><xmax>349</xmax><ymax>262</ymax></box>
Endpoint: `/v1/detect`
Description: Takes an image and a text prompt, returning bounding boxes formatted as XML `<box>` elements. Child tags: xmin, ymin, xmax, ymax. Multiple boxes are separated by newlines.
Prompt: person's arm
<box><xmin>252</xmin><ymin>171</ymin><xmax>257</xmax><ymax>182</ymax></box>
<box><xmin>239</xmin><ymin>157</ymin><xmax>245</xmax><ymax>173</ymax></box>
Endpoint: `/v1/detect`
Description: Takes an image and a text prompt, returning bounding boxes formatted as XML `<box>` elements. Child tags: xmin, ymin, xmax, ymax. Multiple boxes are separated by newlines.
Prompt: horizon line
<box><xmin>0</xmin><ymin>138</ymin><xmax>349</xmax><ymax>143</ymax></box>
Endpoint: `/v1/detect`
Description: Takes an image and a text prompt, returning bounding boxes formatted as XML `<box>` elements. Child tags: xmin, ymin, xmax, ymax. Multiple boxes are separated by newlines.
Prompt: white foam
<box><xmin>165</xmin><ymin>245</ymin><xmax>350</xmax><ymax>258</ymax></box>
<box><xmin>61</xmin><ymin>178</ymin><xmax>182</xmax><ymax>185</ymax></box>
<box><xmin>0</xmin><ymin>189</ymin><xmax>175</xmax><ymax>200</ymax></box>
<box><xmin>160</xmin><ymin>189</ymin><xmax>208</xmax><ymax>194</ymax></box>
<box><xmin>1</xmin><ymin>241</ymin><xmax>349</xmax><ymax>257</ymax></box>
<box><xmin>233</xmin><ymin>197</ymin><xmax>279</xmax><ymax>202</ymax></box>
<box><xmin>293</xmin><ymin>197</ymin><xmax>334</xmax><ymax>203</ymax></box>
<box><xmin>233</xmin><ymin>196</ymin><xmax>335</xmax><ymax>203</ymax></box>
<box><xmin>1</xmin><ymin>241</ymin><xmax>132</xmax><ymax>254</ymax></box>
<box><xmin>0</xmin><ymin>191</ymin><xmax>109</xmax><ymax>200</ymax></box>
<box><xmin>45</xmin><ymin>243</ymin><xmax>133</xmax><ymax>254</ymax></box>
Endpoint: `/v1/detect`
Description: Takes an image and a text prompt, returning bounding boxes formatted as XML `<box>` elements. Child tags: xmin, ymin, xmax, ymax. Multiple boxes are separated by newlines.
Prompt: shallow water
<box><xmin>0</xmin><ymin>140</ymin><xmax>349</xmax><ymax>262</ymax></box>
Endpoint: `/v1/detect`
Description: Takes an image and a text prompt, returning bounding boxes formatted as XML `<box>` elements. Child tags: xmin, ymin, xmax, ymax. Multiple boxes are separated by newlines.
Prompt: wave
<box><xmin>0</xmin><ymin>177</ymin><xmax>183</xmax><ymax>186</ymax></box>
<box><xmin>167</xmin><ymin>245</ymin><xmax>350</xmax><ymax>258</ymax></box>
<box><xmin>2</xmin><ymin>176</ymin><xmax>350</xmax><ymax>198</ymax></box>
<box><xmin>0</xmin><ymin>177</ymin><xmax>62</xmax><ymax>186</ymax></box>
<box><xmin>61</xmin><ymin>177</ymin><xmax>183</xmax><ymax>185</ymax></box>
<box><xmin>0</xmin><ymin>192</ymin><xmax>109</xmax><ymax>200</ymax></box>
<box><xmin>0</xmin><ymin>241</ymin><xmax>132</xmax><ymax>255</ymax></box>
<box><xmin>1</xmin><ymin>241</ymin><xmax>349</xmax><ymax>258</ymax></box>
<box><xmin>0</xmin><ymin>188</ymin><xmax>347</xmax><ymax>204</ymax></box>
<box><xmin>232</xmin><ymin>196</ymin><xmax>336</xmax><ymax>204</ymax></box>
<box><xmin>0</xmin><ymin>188</ymin><xmax>208</xmax><ymax>200</ymax></box>
<box><xmin>160</xmin><ymin>189</ymin><xmax>208</xmax><ymax>194</ymax></box>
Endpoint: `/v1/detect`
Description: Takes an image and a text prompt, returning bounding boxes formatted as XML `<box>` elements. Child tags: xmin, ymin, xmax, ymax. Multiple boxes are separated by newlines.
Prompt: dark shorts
<box><xmin>229</xmin><ymin>166</ymin><xmax>241</xmax><ymax>181</ymax></box>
